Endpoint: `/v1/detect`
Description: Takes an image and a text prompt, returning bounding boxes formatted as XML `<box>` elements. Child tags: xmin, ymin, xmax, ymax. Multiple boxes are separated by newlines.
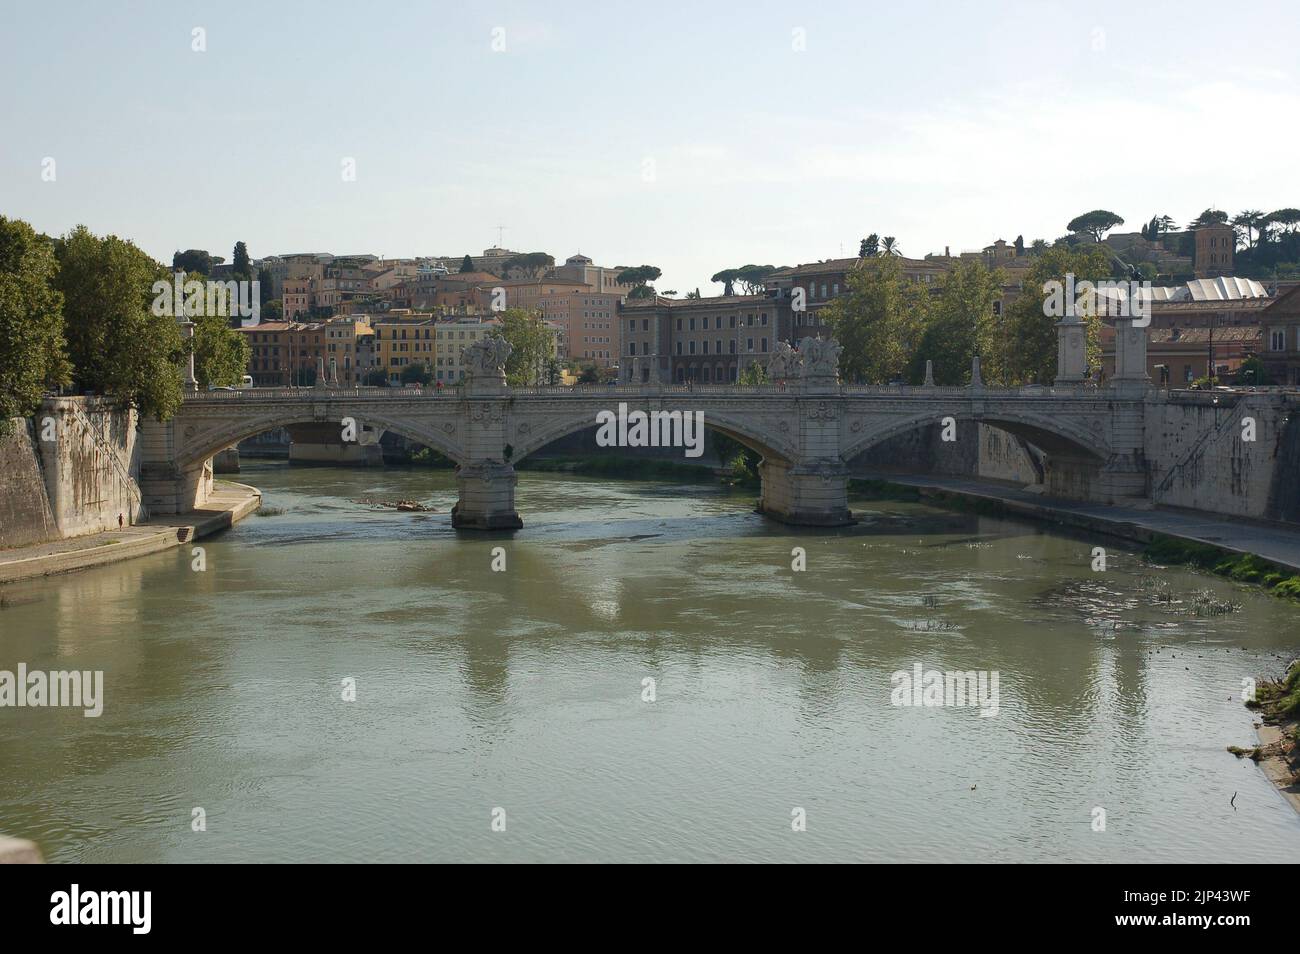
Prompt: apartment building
<box><xmin>239</xmin><ymin>321</ymin><xmax>329</xmax><ymax>386</ymax></box>
<box><xmin>373</xmin><ymin>317</ymin><xmax>438</xmax><ymax>384</ymax></box>
<box><xmin>620</xmin><ymin>295</ymin><xmax>778</xmax><ymax>384</ymax></box>
<box><xmin>435</xmin><ymin>319</ymin><xmax>501</xmax><ymax>383</ymax></box>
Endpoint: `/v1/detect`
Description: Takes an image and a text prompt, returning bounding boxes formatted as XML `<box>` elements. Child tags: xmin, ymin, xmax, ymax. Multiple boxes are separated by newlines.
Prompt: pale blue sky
<box><xmin>2</xmin><ymin>0</ymin><xmax>1296</xmax><ymax>294</ymax></box>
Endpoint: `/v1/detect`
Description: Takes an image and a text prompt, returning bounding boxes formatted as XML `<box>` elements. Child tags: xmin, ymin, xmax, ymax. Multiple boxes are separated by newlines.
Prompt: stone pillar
<box><xmin>451</xmin><ymin>462</ymin><xmax>522</xmax><ymax>530</ymax></box>
<box><xmin>181</xmin><ymin>320</ymin><xmax>198</xmax><ymax>392</ymax></box>
<box><xmin>923</xmin><ymin>360</ymin><xmax>934</xmax><ymax>387</ymax></box>
<box><xmin>1111</xmin><ymin>317</ymin><xmax>1150</xmax><ymax>394</ymax></box>
<box><xmin>756</xmin><ymin>459</ymin><xmax>854</xmax><ymax>526</ymax></box>
<box><xmin>970</xmin><ymin>355</ymin><xmax>983</xmax><ymax>389</ymax></box>
<box><xmin>1055</xmin><ymin>316</ymin><xmax>1087</xmax><ymax>385</ymax></box>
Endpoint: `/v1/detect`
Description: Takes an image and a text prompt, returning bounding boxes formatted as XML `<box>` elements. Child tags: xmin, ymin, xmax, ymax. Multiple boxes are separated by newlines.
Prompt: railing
<box><xmin>182</xmin><ymin>380</ymin><xmax>1137</xmax><ymax>402</ymax></box>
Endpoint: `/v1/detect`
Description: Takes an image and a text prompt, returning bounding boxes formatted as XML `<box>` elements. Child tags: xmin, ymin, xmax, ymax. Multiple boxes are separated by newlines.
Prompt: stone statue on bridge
<box><xmin>797</xmin><ymin>336</ymin><xmax>841</xmax><ymax>381</ymax></box>
<box><xmin>766</xmin><ymin>341</ymin><xmax>798</xmax><ymax>381</ymax></box>
<box><xmin>463</xmin><ymin>334</ymin><xmax>513</xmax><ymax>384</ymax></box>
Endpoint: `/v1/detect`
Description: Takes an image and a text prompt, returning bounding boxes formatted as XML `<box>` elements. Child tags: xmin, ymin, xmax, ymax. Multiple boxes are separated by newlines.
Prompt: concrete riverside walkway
<box><xmin>0</xmin><ymin>481</ymin><xmax>260</xmax><ymax>585</ymax></box>
<box><xmin>855</xmin><ymin>473</ymin><xmax>1300</xmax><ymax>573</ymax></box>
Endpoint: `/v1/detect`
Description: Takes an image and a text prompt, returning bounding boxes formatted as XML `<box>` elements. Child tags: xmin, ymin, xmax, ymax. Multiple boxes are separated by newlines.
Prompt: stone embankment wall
<box><xmin>0</xmin><ymin>399</ymin><xmax>145</xmax><ymax>549</ymax></box>
<box><xmin>1147</xmin><ymin>391</ymin><xmax>1299</xmax><ymax>522</ymax></box>
<box><xmin>0</xmin><ymin>419</ymin><xmax>60</xmax><ymax>549</ymax></box>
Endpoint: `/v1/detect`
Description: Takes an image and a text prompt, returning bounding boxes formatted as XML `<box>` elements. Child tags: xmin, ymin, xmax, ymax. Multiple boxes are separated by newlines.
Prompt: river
<box><xmin>2</xmin><ymin>460</ymin><xmax>1298</xmax><ymax>862</ymax></box>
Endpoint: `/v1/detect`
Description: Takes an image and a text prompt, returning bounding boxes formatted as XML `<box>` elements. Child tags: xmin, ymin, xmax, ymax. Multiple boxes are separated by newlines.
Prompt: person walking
<box><xmin>117</xmin><ymin>513</ymin><xmax>124</xmax><ymax>530</ymax></box>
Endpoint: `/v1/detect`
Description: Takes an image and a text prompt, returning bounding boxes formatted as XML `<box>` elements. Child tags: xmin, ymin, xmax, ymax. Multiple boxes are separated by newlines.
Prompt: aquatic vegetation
<box><xmin>1143</xmin><ymin>534</ymin><xmax>1300</xmax><ymax>604</ymax></box>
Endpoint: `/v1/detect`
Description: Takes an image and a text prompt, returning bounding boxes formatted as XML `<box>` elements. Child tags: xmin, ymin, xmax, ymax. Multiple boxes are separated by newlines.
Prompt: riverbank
<box><xmin>852</xmin><ymin>473</ymin><xmax>1300</xmax><ymax>580</ymax></box>
<box><xmin>1231</xmin><ymin>662</ymin><xmax>1300</xmax><ymax>814</ymax></box>
<box><xmin>0</xmin><ymin>480</ymin><xmax>261</xmax><ymax>585</ymax></box>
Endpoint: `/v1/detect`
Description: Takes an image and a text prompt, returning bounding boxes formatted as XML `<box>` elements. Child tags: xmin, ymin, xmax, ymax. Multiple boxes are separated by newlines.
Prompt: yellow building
<box><xmin>373</xmin><ymin>316</ymin><xmax>437</xmax><ymax>384</ymax></box>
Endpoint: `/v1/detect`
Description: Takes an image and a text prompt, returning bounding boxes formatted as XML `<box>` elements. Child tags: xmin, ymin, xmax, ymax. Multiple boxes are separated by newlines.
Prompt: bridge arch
<box><xmin>176</xmin><ymin>406</ymin><xmax>469</xmax><ymax>469</ymax></box>
<box><xmin>840</xmin><ymin>408</ymin><xmax>1110</xmax><ymax>465</ymax></box>
<box><xmin>508</xmin><ymin>405</ymin><xmax>798</xmax><ymax>466</ymax></box>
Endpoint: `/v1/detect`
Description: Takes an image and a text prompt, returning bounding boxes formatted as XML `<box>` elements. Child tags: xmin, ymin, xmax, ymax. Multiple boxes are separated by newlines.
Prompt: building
<box><xmin>372</xmin><ymin>316</ymin><xmax>438</xmax><ymax>384</ymax></box>
<box><xmin>239</xmin><ymin>321</ymin><xmax>331</xmax><ymax>386</ymax></box>
<box><xmin>1260</xmin><ymin>284</ymin><xmax>1300</xmax><ymax>385</ymax></box>
<box><xmin>1100</xmin><ymin>323</ymin><xmax>1260</xmax><ymax>385</ymax></box>
<box><xmin>476</xmin><ymin>278</ymin><xmax>623</xmax><ymax>366</ymax></box>
<box><xmin>549</xmin><ymin>254</ymin><xmax>633</xmax><ymax>297</ymax></box>
<box><xmin>1194</xmin><ymin>224</ymin><xmax>1236</xmax><ymax>278</ymax></box>
<box><xmin>434</xmin><ymin>319</ymin><xmax>501</xmax><ymax>384</ymax></box>
<box><xmin>620</xmin><ymin>295</ymin><xmax>779</xmax><ymax>384</ymax></box>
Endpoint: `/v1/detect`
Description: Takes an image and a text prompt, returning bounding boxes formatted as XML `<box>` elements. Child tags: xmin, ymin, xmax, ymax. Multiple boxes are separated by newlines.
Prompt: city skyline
<box><xmin>2</xmin><ymin>0</ymin><xmax>1298</xmax><ymax>295</ymax></box>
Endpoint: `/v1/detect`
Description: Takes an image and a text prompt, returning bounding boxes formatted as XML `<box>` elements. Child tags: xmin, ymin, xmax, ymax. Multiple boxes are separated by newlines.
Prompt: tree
<box><xmin>859</xmin><ymin>234</ymin><xmax>879</xmax><ymax>258</ymax></box>
<box><xmin>172</xmin><ymin>249</ymin><xmax>219</xmax><ymax>274</ymax></box>
<box><xmin>257</xmin><ymin>266</ymin><xmax>273</xmax><ymax>306</ymax></box>
<box><xmin>996</xmin><ymin>244</ymin><xmax>1111</xmax><ymax>385</ymax></box>
<box><xmin>735</xmin><ymin>264</ymin><xmax>776</xmax><ymax>294</ymax></box>
<box><xmin>232</xmin><ymin>242</ymin><xmax>251</xmax><ymax>280</ymax></box>
<box><xmin>56</xmin><ymin>225</ymin><xmax>184</xmax><ymax>421</ymax></box>
<box><xmin>261</xmin><ymin>299</ymin><xmax>283</xmax><ymax>321</ymax></box>
<box><xmin>1187</xmin><ymin>208</ymin><xmax>1229</xmax><ymax>230</ymax></box>
<box><xmin>459</xmin><ymin>254</ymin><xmax>474</xmax><ymax>273</ymax></box>
<box><xmin>363</xmin><ymin>368</ymin><xmax>388</xmax><ymax>386</ymax></box>
<box><xmin>192</xmin><ymin>311</ymin><xmax>251</xmax><ymax>388</ymax></box>
<box><xmin>821</xmin><ymin>256</ymin><xmax>930</xmax><ymax>384</ymax></box>
<box><xmin>1234</xmin><ymin>355</ymin><xmax>1274</xmax><ymax>386</ymax></box>
<box><xmin>711</xmin><ymin>268</ymin><xmax>741</xmax><ymax>296</ymax></box>
<box><xmin>879</xmin><ymin>236</ymin><xmax>901</xmax><ymax>256</ymax></box>
<box><xmin>1067</xmin><ymin>210</ymin><xmax>1124</xmax><ymax>242</ymax></box>
<box><xmin>0</xmin><ymin>217</ymin><xmax>71</xmax><ymax>428</ymax></box>
<box><xmin>577</xmin><ymin>364</ymin><xmax>600</xmax><ymax>384</ymax></box>
<box><xmin>1014</xmin><ymin>235</ymin><xmax>1025</xmax><ymax>256</ymax></box>
<box><xmin>497</xmin><ymin>308</ymin><xmax>555</xmax><ymax>385</ymax></box>
<box><xmin>399</xmin><ymin>362</ymin><xmax>433</xmax><ymax>385</ymax></box>
<box><xmin>617</xmin><ymin>265</ymin><xmax>661</xmax><ymax>299</ymax></box>
<box><xmin>906</xmin><ymin>259</ymin><xmax>1004</xmax><ymax>385</ymax></box>
<box><xmin>502</xmin><ymin>252</ymin><xmax>555</xmax><ymax>278</ymax></box>
<box><xmin>685</xmin><ymin>288</ymin><xmax>702</xmax><ymax>299</ymax></box>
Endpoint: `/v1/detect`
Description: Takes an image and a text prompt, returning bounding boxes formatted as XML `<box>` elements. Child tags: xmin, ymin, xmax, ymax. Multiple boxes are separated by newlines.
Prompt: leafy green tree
<box><xmin>257</xmin><ymin>266</ymin><xmax>273</xmax><ymax>305</ymax></box>
<box><xmin>459</xmin><ymin>254</ymin><xmax>474</xmax><ymax>273</ymax></box>
<box><xmin>737</xmin><ymin>361</ymin><xmax>767</xmax><ymax>385</ymax></box>
<box><xmin>859</xmin><ymin>234</ymin><xmax>879</xmax><ymax>258</ymax></box>
<box><xmin>363</xmin><ymin>368</ymin><xmax>388</xmax><ymax>386</ymax></box>
<box><xmin>996</xmin><ymin>244</ymin><xmax>1111</xmax><ymax>385</ymax></box>
<box><xmin>399</xmin><ymin>362</ymin><xmax>433</xmax><ymax>385</ymax></box>
<box><xmin>172</xmin><ymin>249</ymin><xmax>219</xmax><ymax>274</ymax></box>
<box><xmin>192</xmin><ymin>313</ymin><xmax>250</xmax><ymax>387</ymax></box>
<box><xmin>711</xmin><ymin>268</ymin><xmax>740</xmax><ymax>295</ymax></box>
<box><xmin>0</xmin><ymin>217</ymin><xmax>71</xmax><ymax>428</ymax></box>
<box><xmin>1187</xmin><ymin>208</ymin><xmax>1229</xmax><ymax>230</ymax></box>
<box><xmin>56</xmin><ymin>225</ymin><xmax>184</xmax><ymax>420</ymax></box>
<box><xmin>261</xmin><ymin>299</ymin><xmax>283</xmax><ymax>321</ymax></box>
<box><xmin>907</xmin><ymin>259</ymin><xmax>1004</xmax><ymax>385</ymax></box>
<box><xmin>685</xmin><ymin>288</ymin><xmax>701</xmax><ymax>299</ymax></box>
<box><xmin>232</xmin><ymin>242</ymin><xmax>251</xmax><ymax>280</ymax></box>
<box><xmin>617</xmin><ymin>265</ymin><xmax>661</xmax><ymax>299</ymax></box>
<box><xmin>1067</xmin><ymin>210</ymin><xmax>1124</xmax><ymax>242</ymax></box>
<box><xmin>821</xmin><ymin>256</ymin><xmax>930</xmax><ymax>384</ymax></box>
<box><xmin>735</xmin><ymin>264</ymin><xmax>776</xmax><ymax>294</ymax></box>
<box><xmin>1234</xmin><ymin>355</ymin><xmax>1274</xmax><ymax>386</ymax></box>
<box><xmin>577</xmin><ymin>364</ymin><xmax>600</xmax><ymax>384</ymax></box>
<box><xmin>502</xmin><ymin>252</ymin><xmax>555</xmax><ymax>278</ymax></box>
<box><xmin>498</xmin><ymin>308</ymin><xmax>555</xmax><ymax>385</ymax></box>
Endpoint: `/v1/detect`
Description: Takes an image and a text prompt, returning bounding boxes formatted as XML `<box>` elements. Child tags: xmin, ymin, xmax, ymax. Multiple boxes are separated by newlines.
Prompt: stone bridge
<box><xmin>139</xmin><ymin>318</ymin><xmax>1168</xmax><ymax>529</ymax></box>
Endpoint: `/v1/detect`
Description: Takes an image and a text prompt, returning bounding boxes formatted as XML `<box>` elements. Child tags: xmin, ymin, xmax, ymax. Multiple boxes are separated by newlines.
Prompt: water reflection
<box><xmin>1</xmin><ymin>460</ymin><xmax>1297</xmax><ymax>862</ymax></box>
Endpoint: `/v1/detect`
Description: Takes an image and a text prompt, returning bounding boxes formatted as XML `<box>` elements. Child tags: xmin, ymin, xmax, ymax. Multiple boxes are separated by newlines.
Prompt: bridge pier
<box><xmin>756</xmin><ymin>459</ymin><xmax>856</xmax><ymax>527</ymax></box>
<box><xmin>451</xmin><ymin>462</ymin><xmax>523</xmax><ymax>531</ymax></box>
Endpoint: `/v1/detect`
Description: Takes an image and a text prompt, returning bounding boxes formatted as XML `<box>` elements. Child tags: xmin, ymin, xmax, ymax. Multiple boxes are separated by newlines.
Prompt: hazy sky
<box><xmin>2</xmin><ymin>1</ymin><xmax>1296</xmax><ymax>294</ymax></box>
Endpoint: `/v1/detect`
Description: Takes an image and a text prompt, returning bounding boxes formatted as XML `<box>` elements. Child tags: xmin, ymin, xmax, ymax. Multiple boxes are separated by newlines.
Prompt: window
<box><xmin>689</xmin><ymin>341</ymin><xmax>696</xmax><ymax>354</ymax></box>
<box><xmin>676</xmin><ymin>341</ymin><xmax>683</xmax><ymax>355</ymax></box>
<box><xmin>729</xmin><ymin>340</ymin><xmax>736</xmax><ymax>354</ymax></box>
<box><xmin>761</xmin><ymin>338</ymin><xmax>768</xmax><ymax>352</ymax></box>
<box><xmin>629</xmin><ymin>342</ymin><xmax>637</xmax><ymax>356</ymax></box>
<box><xmin>642</xmin><ymin>319</ymin><xmax>649</xmax><ymax>331</ymax></box>
<box><xmin>689</xmin><ymin>318</ymin><xmax>696</xmax><ymax>331</ymax></box>
<box><xmin>1271</xmin><ymin>329</ymin><xmax>1287</xmax><ymax>351</ymax></box>
<box><xmin>746</xmin><ymin>338</ymin><xmax>754</xmax><ymax>352</ymax></box>
<box><xmin>702</xmin><ymin>340</ymin><xmax>709</xmax><ymax>355</ymax></box>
